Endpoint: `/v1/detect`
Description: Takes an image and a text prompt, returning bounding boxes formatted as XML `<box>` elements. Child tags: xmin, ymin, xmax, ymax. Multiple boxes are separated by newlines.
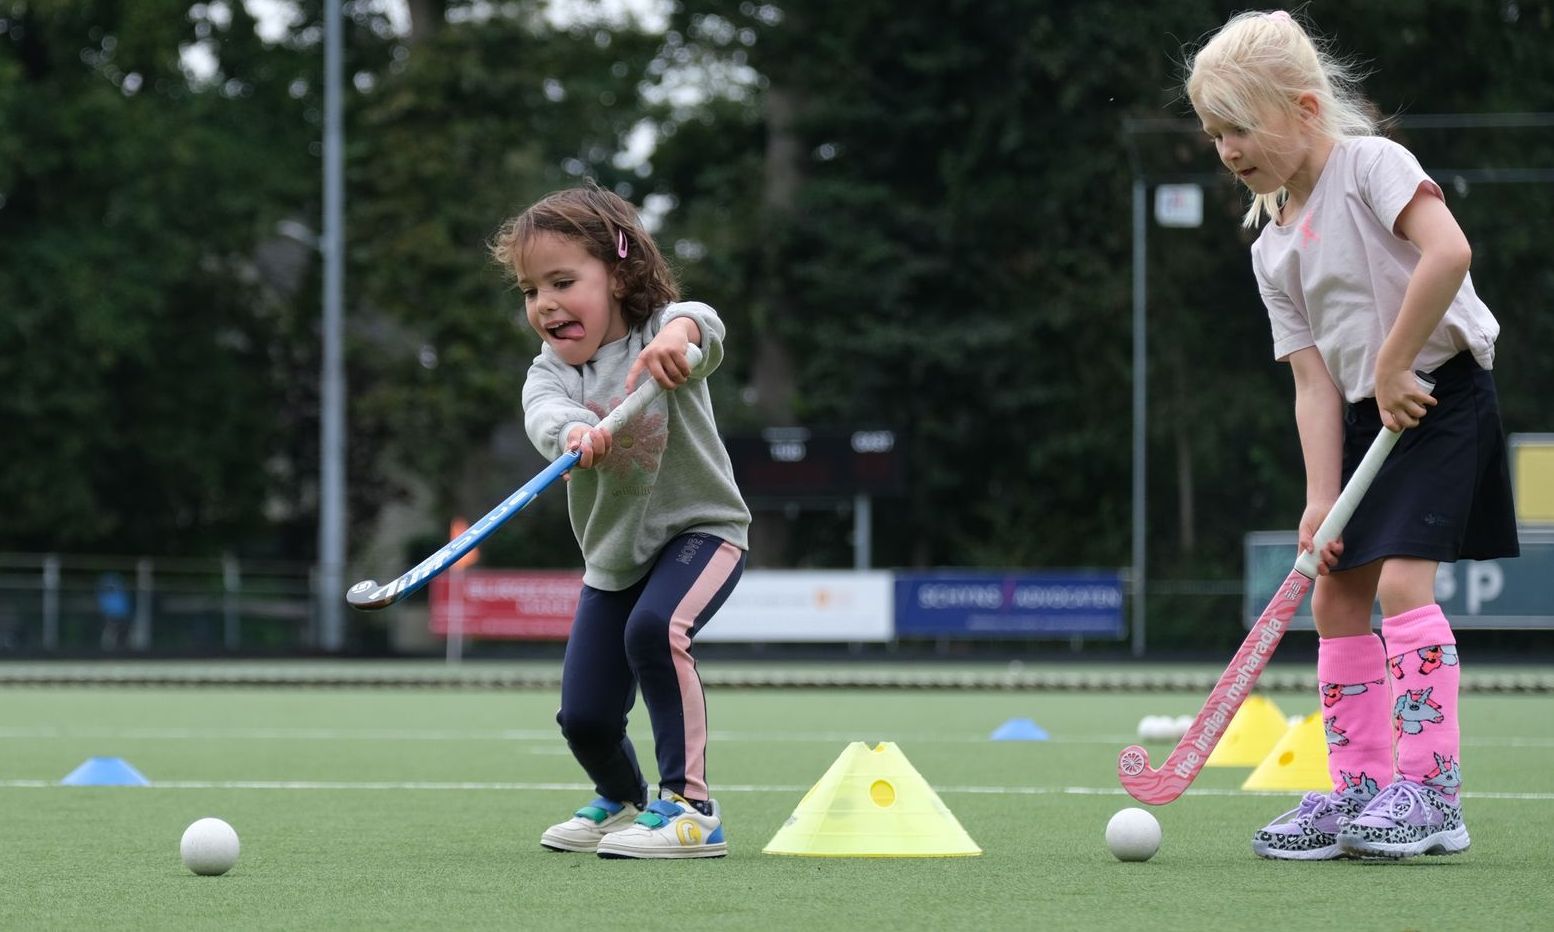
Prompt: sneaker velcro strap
<box><xmin>575</xmin><ymin>796</ymin><xmax>624</xmax><ymax>822</ymax></box>
<box><xmin>634</xmin><ymin>799</ymin><xmax>684</xmax><ymax>828</ymax></box>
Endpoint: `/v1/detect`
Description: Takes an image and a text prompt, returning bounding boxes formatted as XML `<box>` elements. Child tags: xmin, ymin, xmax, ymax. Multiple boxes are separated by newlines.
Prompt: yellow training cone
<box><xmin>1205</xmin><ymin>694</ymin><xmax>1289</xmax><ymax>767</ymax></box>
<box><xmin>1241</xmin><ymin>711</ymin><xmax>1331</xmax><ymax>792</ymax></box>
<box><xmin>763</xmin><ymin>741</ymin><xmax>981</xmax><ymax>857</ymax></box>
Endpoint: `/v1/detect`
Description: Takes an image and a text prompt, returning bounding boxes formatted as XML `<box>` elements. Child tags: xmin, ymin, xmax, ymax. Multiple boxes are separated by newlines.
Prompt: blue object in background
<box><xmin>894</xmin><ymin>571</ymin><xmax>1126</xmax><ymax>639</ymax></box>
<box><xmin>991</xmin><ymin>717</ymin><xmax>1050</xmax><ymax>741</ymax></box>
<box><xmin>96</xmin><ymin>573</ymin><xmax>132</xmax><ymax>620</ymax></box>
<box><xmin>60</xmin><ymin>757</ymin><xmax>151</xmax><ymax>786</ymax></box>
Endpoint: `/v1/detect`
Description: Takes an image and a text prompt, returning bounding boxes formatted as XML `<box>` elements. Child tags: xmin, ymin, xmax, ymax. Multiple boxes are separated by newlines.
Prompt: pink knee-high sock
<box><xmin>1383</xmin><ymin>604</ymin><xmax>1461</xmax><ymax>799</ymax></box>
<box><xmin>1317</xmin><ymin>633</ymin><xmax>1393</xmax><ymax>798</ymax></box>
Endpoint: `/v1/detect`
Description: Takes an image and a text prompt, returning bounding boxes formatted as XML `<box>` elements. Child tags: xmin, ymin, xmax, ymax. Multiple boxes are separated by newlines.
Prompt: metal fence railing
<box><xmin>0</xmin><ymin>553</ymin><xmax>315</xmax><ymax>654</ymax></box>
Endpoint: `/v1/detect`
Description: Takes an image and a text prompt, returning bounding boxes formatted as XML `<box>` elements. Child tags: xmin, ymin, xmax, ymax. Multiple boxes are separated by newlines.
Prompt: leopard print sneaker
<box><xmin>1251</xmin><ymin>787</ymin><xmax>1371</xmax><ymax>860</ymax></box>
<box><xmin>1337</xmin><ymin>780</ymin><xmax>1469</xmax><ymax>859</ymax></box>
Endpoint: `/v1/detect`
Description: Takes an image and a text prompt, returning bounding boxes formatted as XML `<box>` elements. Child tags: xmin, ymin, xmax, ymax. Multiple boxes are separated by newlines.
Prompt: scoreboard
<box><xmin>724</xmin><ymin>428</ymin><xmax>906</xmax><ymax>498</ymax></box>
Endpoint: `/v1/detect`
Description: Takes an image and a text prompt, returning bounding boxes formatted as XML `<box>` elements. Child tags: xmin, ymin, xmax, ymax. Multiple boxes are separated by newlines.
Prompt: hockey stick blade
<box><xmin>344</xmin><ymin>454</ymin><xmax>575</xmax><ymax>610</ymax></box>
<box><xmin>345</xmin><ymin>345</ymin><xmax>703</xmax><ymax>611</ymax></box>
<box><xmin>1117</xmin><ymin>396</ymin><xmax>1426</xmax><ymax>805</ymax></box>
<box><xmin>1117</xmin><ymin>567</ymin><xmax>1312</xmax><ymax>804</ymax></box>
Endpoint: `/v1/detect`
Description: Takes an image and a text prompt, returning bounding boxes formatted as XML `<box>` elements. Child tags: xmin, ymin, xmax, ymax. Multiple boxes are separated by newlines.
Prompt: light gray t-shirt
<box><xmin>1251</xmin><ymin>135</ymin><xmax>1499</xmax><ymax>402</ymax></box>
<box><xmin>522</xmin><ymin>301</ymin><xmax>751</xmax><ymax>590</ymax></box>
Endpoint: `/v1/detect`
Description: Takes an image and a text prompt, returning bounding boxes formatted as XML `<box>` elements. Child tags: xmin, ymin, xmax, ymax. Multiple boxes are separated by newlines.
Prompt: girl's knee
<box><xmin>1312</xmin><ymin>571</ymin><xmax>1381</xmax><ymax>635</ymax></box>
<box><xmin>556</xmin><ymin>708</ymin><xmax>622</xmax><ymax>746</ymax></box>
<box><xmin>1376</xmin><ymin>559</ymin><xmax>1439</xmax><ymax>617</ymax></box>
<box><xmin>623</xmin><ymin>608</ymin><xmax>672</xmax><ymax>659</ymax></box>
<box><xmin>1311</xmin><ymin>585</ymin><xmax>1370</xmax><ymax>626</ymax></box>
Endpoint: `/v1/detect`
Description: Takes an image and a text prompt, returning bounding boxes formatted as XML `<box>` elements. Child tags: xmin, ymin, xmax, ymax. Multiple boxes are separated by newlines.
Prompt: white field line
<box><xmin>0</xmin><ymin>726</ymin><xmax>1129</xmax><ymax>743</ymax></box>
<box><xmin>0</xmin><ymin>777</ymin><xmax>1550</xmax><ymax>801</ymax></box>
<box><xmin>0</xmin><ymin>725</ymin><xmax>1550</xmax><ymax>749</ymax></box>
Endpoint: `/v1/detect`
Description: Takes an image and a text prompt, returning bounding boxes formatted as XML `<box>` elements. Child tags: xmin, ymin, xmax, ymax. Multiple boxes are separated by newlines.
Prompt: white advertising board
<box><xmin>697</xmin><ymin>569</ymin><xmax>894</xmax><ymax>642</ymax></box>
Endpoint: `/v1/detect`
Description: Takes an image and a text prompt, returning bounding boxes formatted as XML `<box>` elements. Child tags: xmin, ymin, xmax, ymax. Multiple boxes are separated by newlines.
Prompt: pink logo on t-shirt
<box><xmin>1299</xmin><ymin>211</ymin><xmax>1319</xmax><ymax>247</ymax></box>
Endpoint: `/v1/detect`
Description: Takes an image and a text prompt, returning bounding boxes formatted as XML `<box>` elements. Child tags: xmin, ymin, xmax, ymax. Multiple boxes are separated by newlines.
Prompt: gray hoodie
<box><xmin>522</xmin><ymin>302</ymin><xmax>751</xmax><ymax>590</ymax></box>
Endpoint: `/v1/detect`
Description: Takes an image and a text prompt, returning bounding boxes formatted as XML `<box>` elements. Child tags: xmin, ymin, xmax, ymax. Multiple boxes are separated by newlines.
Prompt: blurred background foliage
<box><xmin>2</xmin><ymin>0</ymin><xmax>1551</xmax><ymax>646</ymax></box>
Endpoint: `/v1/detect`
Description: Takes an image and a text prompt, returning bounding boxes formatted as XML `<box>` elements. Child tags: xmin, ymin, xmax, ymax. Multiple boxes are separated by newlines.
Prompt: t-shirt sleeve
<box><xmin>1358</xmin><ymin>138</ymin><xmax>1444</xmax><ymax>237</ymax></box>
<box><xmin>1252</xmin><ymin>248</ymin><xmax>1314</xmax><ymax>361</ymax></box>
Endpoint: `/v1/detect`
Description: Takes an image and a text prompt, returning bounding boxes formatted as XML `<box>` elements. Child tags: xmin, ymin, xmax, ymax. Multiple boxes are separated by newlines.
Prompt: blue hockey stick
<box><xmin>345</xmin><ymin>345</ymin><xmax>702</xmax><ymax>610</ymax></box>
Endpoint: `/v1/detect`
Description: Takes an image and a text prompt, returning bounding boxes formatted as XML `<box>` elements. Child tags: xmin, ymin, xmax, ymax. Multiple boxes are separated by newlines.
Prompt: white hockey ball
<box><xmin>1106</xmin><ymin>807</ymin><xmax>1162</xmax><ymax>862</ymax></box>
<box><xmin>181</xmin><ymin>817</ymin><xmax>240</xmax><ymax>876</ymax></box>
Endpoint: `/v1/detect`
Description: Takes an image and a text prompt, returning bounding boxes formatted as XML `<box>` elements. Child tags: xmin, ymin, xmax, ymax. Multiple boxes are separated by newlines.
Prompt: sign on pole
<box><xmin>1154</xmin><ymin>184</ymin><xmax>1203</xmax><ymax>228</ymax></box>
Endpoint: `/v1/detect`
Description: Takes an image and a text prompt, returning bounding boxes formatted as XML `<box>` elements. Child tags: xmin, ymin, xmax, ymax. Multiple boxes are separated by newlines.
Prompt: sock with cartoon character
<box><xmin>1382</xmin><ymin>604</ymin><xmax>1461</xmax><ymax>800</ymax></box>
<box><xmin>1316</xmin><ymin>633</ymin><xmax>1392</xmax><ymax>800</ymax></box>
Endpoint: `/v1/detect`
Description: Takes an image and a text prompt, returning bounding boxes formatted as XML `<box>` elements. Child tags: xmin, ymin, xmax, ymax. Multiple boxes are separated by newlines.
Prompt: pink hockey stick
<box><xmin>1117</xmin><ymin>392</ymin><xmax>1426</xmax><ymax>805</ymax></box>
<box><xmin>1117</xmin><ymin>567</ymin><xmax>1315</xmax><ymax>804</ymax></box>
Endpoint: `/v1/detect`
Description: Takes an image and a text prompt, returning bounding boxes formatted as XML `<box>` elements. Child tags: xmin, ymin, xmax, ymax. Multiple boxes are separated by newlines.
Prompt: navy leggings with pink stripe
<box><xmin>557</xmin><ymin>532</ymin><xmax>745</xmax><ymax>807</ymax></box>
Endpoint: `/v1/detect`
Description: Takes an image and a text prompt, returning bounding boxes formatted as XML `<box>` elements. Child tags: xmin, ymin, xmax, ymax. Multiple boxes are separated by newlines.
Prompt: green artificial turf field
<box><xmin>1</xmin><ymin>675</ymin><xmax>1550</xmax><ymax>930</ymax></box>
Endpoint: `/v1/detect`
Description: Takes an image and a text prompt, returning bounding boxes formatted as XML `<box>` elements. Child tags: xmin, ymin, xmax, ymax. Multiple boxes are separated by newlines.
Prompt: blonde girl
<box><xmin>1187</xmin><ymin>10</ymin><xmax>1517</xmax><ymax>860</ymax></box>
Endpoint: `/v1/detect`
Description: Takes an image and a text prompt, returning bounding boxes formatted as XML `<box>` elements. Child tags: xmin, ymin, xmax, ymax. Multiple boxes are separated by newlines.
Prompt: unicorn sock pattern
<box><xmin>1316</xmin><ymin>633</ymin><xmax>1391</xmax><ymax>799</ymax></box>
<box><xmin>1383</xmin><ymin>604</ymin><xmax>1461</xmax><ymax>799</ymax></box>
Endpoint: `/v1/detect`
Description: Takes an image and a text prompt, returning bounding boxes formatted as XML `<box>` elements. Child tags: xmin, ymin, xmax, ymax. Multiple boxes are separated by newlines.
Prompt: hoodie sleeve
<box><xmin>656</xmin><ymin>301</ymin><xmax>726</xmax><ymax>377</ymax></box>
<box><xmin>521</xmin><ymin>348</ymin><xmax>595</xmax><ymax>460</ymax></box>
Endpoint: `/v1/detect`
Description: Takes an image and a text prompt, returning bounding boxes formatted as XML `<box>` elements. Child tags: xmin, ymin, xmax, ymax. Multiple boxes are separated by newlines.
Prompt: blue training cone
<box><xmin>991</xmin><ymin>717</ymin><xmax>1049</xmax><ymax>741</ymax></box>
<box><xmin>60</xmin><ymin>757</ymin><xmax>151</xmax><ymax>786</ymax></box>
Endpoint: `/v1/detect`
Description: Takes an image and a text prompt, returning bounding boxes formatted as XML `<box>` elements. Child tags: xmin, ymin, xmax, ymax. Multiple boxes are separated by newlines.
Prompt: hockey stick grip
<box><xmin>593</xmin><ymin>344</ymin><xmax>702</xmax><ymax>438</ymax></box>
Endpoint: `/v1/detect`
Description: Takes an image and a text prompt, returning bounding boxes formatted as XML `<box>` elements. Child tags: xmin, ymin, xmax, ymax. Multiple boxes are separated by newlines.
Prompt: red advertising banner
<box><xmin>429</xmin><ymin>569</ymin><xmax>582</xmax><ymax>640</ymax></box>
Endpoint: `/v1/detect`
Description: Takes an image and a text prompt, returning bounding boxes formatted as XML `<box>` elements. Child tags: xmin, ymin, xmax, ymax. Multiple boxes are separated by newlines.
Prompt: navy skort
<box><xmin>1334</xmin><ymin>351</ymin><xmax>1520</xmax><ymax>569</ymax></box>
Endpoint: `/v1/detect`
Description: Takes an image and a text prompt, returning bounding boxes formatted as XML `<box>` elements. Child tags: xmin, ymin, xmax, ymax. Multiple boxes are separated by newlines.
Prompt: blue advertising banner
<box><xmin>894</xmin><ymin>572</ymin><xmax>1126</xmax><ymax>639</ymax></box>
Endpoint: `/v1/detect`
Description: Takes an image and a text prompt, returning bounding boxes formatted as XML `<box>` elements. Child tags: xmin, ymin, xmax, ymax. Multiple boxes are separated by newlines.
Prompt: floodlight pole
<box><xmin>1123</xmin><ymin>117</ymin><xmax>1220</xmax><ymax>660</ymax></box>
<box><xmin>1125</xmin><ymin>115</ymin><xmax>1243</xmax><ymax>658</ymax></box>
<box><xmin>1129</xmin><ymin>173</ymin><xmax>1147</xmax><ymax>659</ymax></box>
<box><xmin>1123</xmin><ymin>118</ymin><xmax>1162</xmax><ymax>659</ymax></box>
<box><xmin>318</xmin><ymin>0</ymin><xmax>347</xmax><ymax>652</ymax></box>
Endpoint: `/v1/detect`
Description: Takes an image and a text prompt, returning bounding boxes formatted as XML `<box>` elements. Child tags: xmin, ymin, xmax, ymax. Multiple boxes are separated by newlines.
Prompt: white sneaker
<box><xmin>595</xmin><ymin>790</ymin><xmax>727</xmax><ymax>859</ymax></box>
<box><xmin>540</xmin><ymin>797</ymin><xmax>642</xmax><ymax>853</ymax></box>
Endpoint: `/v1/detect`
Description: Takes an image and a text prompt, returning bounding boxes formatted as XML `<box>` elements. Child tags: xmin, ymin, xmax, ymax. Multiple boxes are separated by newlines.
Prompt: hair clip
<box><xmin>1267</xmin><ymin>10</ymin><xmax>1292</xmax><ymax>22</ymax></box>
<box><xmin>616</xmin><ymin>230</ymin><xmax>629</xmax><ymax>259</ymax></box>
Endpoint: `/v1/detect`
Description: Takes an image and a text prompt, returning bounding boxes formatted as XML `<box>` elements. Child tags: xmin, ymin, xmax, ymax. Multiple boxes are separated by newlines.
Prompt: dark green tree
<box><xmin>0</xmin><ymin>0</ymin><xmax>317</xmax><ymax>554</ymax></box>
<box><xmin>341</xmin><ymin>4</ymin><xmax>669</xmax><ymax>567</ymax></box>
<box><xmin>5</xmin><ymin>0</ymin><xmax>1550</xmax><ymax>656</ymax></box>
<box><xmin>648</xmin><ymin>0</ymin><xmax>1554</xmax><ymax>646</ymax></box>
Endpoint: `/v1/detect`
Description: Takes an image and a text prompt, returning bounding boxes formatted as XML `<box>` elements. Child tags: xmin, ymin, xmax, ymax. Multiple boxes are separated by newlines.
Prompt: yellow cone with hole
<box><xmin>1204</xmin><ymin>694</ymin><xmax>1289</xmax><ymax>767</ymax></box>
<box><xmin>763</xmin><ymin>741</ymin><xmax>981</xmax><ymax>857</ymax></box>
<box><xmin>1241</xmin><ymin>711</ymin><xmax>1331</xmax><ymax>791</ymax></box>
